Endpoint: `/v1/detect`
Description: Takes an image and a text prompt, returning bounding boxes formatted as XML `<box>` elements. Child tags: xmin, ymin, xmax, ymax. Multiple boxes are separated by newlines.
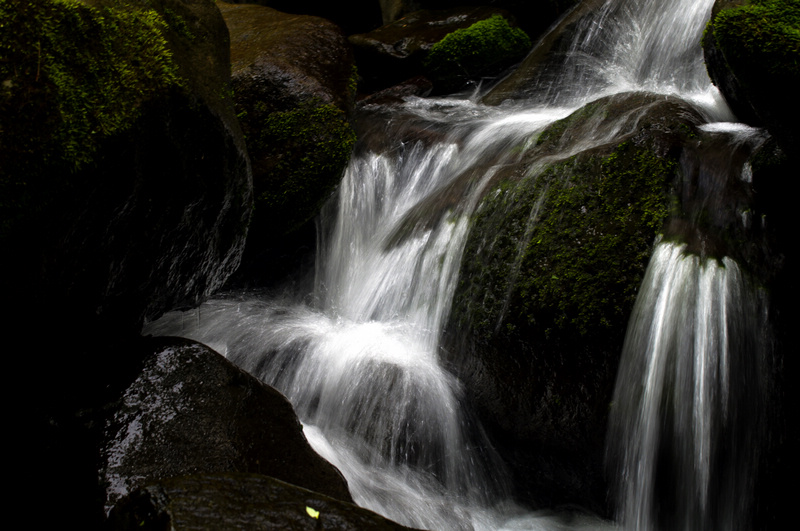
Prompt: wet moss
<box><xmin>423</xmin><ymin>14</ymin><xmax>531</xmax><ymax>93</ymax></box>
<box><xmin>245</xmin><ymin>100</ymin><xmax>356</xmax><ymax>235</ymax></box>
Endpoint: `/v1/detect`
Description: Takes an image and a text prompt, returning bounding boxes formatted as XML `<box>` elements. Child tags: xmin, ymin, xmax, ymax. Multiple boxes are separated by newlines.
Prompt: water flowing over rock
<box><xmin>148</xmin><ymin>1</ymin><xmax>797</xmax><ymax>528</ymax></box>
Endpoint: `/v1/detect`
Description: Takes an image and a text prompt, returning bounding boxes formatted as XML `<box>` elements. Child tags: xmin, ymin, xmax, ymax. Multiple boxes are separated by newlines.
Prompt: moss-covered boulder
<box><xmin>442</xmin><ymin>92</ymin><xmax>705</xmax><ymax>512</ymax></box>
<box><xmin>219</xmin><ymin>1</ymin><xmax>357</xmax><ymax>285</ymax></box>
<box><xmin>423</xmin><ymin>14</ymin><xmax>532</xmax><ymax>93</ymax></box>
<box><xmin>0</xmin><ymin>0</ymin><xmax>252</xmax><ymax>328</ymax></box>
<box><xmin>703</xmin><ymin>0</ymin><xmax>800</xmax><ymax>156</ymax></box>
<box><xmin>348</xmin><ymin>6</ymin><xmax>515</xmax><ymax>93</ymax></box>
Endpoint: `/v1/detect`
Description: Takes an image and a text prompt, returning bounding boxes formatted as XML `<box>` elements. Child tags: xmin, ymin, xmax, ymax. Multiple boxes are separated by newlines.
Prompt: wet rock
<box><xmin>107</xmin><ymin>472</ymin><xmax>417</xmax><ymax>530</ymax></box>
<box><xmin>101</xmin><ymin>337</ymin><xmax>353</xmax><ymax>511</ymax></box>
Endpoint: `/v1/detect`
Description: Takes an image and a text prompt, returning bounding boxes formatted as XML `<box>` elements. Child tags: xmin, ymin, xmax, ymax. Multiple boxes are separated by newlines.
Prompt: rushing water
<box><xmin>146</xmin><ymin>0</ymin><xmax>772</xmax><ymax>529</ymax></box>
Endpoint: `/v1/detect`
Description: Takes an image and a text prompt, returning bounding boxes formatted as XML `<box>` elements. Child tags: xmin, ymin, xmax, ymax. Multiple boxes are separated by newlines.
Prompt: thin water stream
<box><xmin>146</xmin><ymin>1</ymin><xmax>772</xmax><ymax>529</ymax></box>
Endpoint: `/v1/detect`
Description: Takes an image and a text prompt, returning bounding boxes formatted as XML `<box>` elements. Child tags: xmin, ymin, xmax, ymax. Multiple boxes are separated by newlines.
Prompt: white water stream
<box><xmin>146</xmin><ymin>0</ymin><xmax>770</xmax><ymax>529</ymax></box>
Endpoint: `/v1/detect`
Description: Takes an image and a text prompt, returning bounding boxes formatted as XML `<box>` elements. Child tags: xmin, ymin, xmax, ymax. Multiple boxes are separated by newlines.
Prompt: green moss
<box><xmin>1</xmin><ymin>0</ymin><xmax>183</xmax><ymax>237</ymax></box>
<box><xmin>458</xmin><ymin>140</ymin><xmax>675</xmax><ymax>345</ymax></box>
<box><xmin>423</xmin><ymin>14</ymin><xmax>532</xmax><ymax>92</ymax></box>
<box><xmin>245</xmin><ymin>100</ymin><xmax>356</xmax><ymax>234</ymax></box>
<box><xmin>709</xmin><ymin>0</ymin><xmax>799</xmax><ymax>82</ymax></box>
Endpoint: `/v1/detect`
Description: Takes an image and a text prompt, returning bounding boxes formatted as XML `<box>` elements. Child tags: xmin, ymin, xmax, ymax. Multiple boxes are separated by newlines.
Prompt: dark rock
<box><xmin>107</xmin><ymin>472</ymin><xmax>418</xmax><ymax>530</ymax></box>
<box><xmin>219</xmin><ymin>1</ymin><xmax>357</xmax><ymax>287</ymax></box>
<box><xmin>702</xmin><ymin>0</ymin><xmax>800</xmax><ymax>157</ymax></box>
<box><xmin>102</xmin><ymin>337</ymin><xmax>353</xmax><ymax>511</ymax></box>
<box><xmin>442</xmin><ymin>92</ymin><xmax>706</xmax><ymax>513</ymax></box>
<box><xmin>2</xmin><ymin>1</ymin><xmax>251</xmax><ymax>525</ymax></box>
<box><xmin>422</xmin><ymin>14</ymin><xmax>532</xmax><ymax>94</ymax></box>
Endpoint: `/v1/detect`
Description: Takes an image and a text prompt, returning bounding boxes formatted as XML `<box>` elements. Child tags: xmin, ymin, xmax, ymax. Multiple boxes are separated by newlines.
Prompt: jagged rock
<box><xmin>107</xmin><ymin>473</ymin><xmax>417</xmax><ymax>530</ymax></box>
<box><xmin>102</xmin><ymin>337</ymin><xmax>353</xmax><ymax>512</ymax></box>
<box><xmin>219</xmin><ymin>1</ymin><xmax>357</xmax><ymax>286</ymax></box>
<box><xmin>442</xmin><ymin>92</ymin><xmax>706</xmax><ymax>513</ymax></box>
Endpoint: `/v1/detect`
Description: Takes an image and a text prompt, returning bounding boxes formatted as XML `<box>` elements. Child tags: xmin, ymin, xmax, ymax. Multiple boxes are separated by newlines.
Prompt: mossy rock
<box><xmin>703</xmin><ymin>0</ymin><xmax>800</xmax><ymax>155</ymax></box>
<box><xmin>442</xmin><ymin>91</ymin><xmax>704</xmax><ymax>512</ymax></box>
<box><xmin>423</xmin><ymin>14</ymin><xmax>532</xmax><ymax>93</ymax></box>
<box><xmin>248</xmin><ymin>100</ymin><xmax>357</xmax><ymax>235</ymax></box>
<box><xmin>1</xmin><ymin>0</ymin><xmax>251</xmax><ymax>325</ymax></box>
<box><xmin>220</xmin><ymin>2</ymin><xmax>358</xmax><ymax>286</ymax></box>
<box><xmin>348</xmin><ymin>6</ymin><xmax>513</xmax><ymax>94</ymax></box>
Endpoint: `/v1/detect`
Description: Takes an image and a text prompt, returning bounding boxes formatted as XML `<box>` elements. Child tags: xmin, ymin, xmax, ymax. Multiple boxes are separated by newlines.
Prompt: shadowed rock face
<box><xmin>349</xmin><ymin>6</ymin><xmax>514</xmax><ymax>93</ymax></box>
<box><xmin>3</xmin><ymin>1</ymin><xmax>252</xmax><ymax>526</ymax></box>
<box><xmin>101</xmin><ymin>337</ymin><xmax>353</xmax><ymax>510</ymax></box>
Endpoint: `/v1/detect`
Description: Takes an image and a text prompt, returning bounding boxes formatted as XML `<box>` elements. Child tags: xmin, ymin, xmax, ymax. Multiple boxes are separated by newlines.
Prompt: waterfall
<box><xmin>607</xmin><ymin>241</ymin><xmax>770</xmax><ymax>531</ymax></box>
<box><xmin>145</xmin><ymin>0</ymin><xmax>774</xmax><ymax>529</ymax></box>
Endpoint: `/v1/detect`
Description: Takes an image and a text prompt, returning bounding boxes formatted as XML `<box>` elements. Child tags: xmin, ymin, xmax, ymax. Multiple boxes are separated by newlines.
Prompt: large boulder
<box><xmin>101</xmin><ymin>337</ymin><xmax>353</xmax><ymax>510</ymax></box>
<box><xmin>218</xmin><ymin>0</ymin><xmax>384</xmax><ymax>34</ymax></box>
<box><xmin>442</xmin><ymin>91</ymin><xmax>706</xmax><ymax>512</ymax></box>
<box><xmin>219</xmin><ymin>1</ymin><xmax>357</xmax><ymax>286</ymax></box>
<box><xmin>702</xmin><ymin>0</ymin><xmax>800</xmax><ymax>157</ymax></box>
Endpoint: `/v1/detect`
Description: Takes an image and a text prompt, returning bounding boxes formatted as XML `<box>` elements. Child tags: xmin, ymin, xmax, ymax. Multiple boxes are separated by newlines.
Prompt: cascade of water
<box><xmin>518</xmin><ymin>0</ymin><xmax>731</xmax><ymax>118</ymax></box>
<box><xmin>145</xmin><ymin>0</ymin><xmax>772</xmax><ymax>529</ymax></box>
<box><xmin>607</xmin><ymin>241</ymin><xmax>769</xmax><ymax>531</ymax></box>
